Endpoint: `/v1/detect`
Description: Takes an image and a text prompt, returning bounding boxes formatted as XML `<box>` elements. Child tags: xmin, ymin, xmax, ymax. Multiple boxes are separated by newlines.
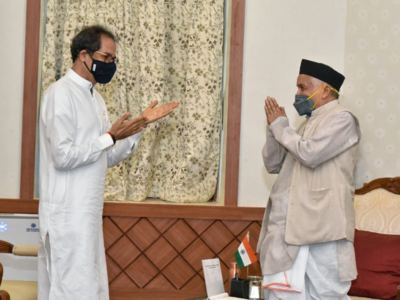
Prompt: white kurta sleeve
<box><xmin>269</xmin><ymin>112</ymin><xmax>360</xmax><ymax>169</ymax></box>
<box><xmin>43</xmin><ymin>86</ymin><xmax>113</xmax><ymax>171</ymax></box>
<box><xmin>262</xmin><ymin>126</ymin><xmax>287</xmax><ymax>174</ymax></box>
<box><xmin>106</xmin><ymin>128</ymin><xmax>146</xmax><ymax>168</ymax></box>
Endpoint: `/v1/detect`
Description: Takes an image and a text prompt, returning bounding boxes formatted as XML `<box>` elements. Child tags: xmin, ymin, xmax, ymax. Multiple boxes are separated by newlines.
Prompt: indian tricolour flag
<box><xmin>235</xmin><ymin>235</ymin><xmax>257</xmax><ymax>268</ymax></box>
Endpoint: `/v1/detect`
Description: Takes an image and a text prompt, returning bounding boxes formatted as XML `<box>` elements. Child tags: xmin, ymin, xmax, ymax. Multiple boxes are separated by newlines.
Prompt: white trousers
<box><xmin>263</xmin><ymin>241</ymin><xmax>351</xmax><ymax>300</ymax></box>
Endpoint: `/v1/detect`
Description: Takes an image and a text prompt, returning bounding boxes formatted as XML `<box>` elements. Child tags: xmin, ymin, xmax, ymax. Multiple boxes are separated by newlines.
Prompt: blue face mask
<box><xmin>293</xmin><ymin>84</ymin><xmax>332</xmax><ymax>117</ymax></box>
<box><xmin>293</xmin><ymin>94</ymin><xmax>315</xmax><ymax>117</ymax></box>
<box><xmin>84</xmin><ymin>57</ymin><xmax>117</xmax><ymax>84</ymax></box>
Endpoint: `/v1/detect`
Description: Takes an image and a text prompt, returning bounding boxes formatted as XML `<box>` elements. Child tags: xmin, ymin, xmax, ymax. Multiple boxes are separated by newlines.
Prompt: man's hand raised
<box><xmin>109</xmin><ymin>112</ymin><xmax>147</xmax><ymax>141</ymax></box>
<box><xmin>265</xmin><ymin>96</ymin><xmax>287</xmax><ymax>125</ymax></box>
<box><xmin>141</xmin><ymin>100</ymin><xmax>180</xmax><ymax>124</ymax></box>
<box><xmin>109</xmin><ymin>100</ymin><xmax>179</xmax><ymax>141</ymax></box>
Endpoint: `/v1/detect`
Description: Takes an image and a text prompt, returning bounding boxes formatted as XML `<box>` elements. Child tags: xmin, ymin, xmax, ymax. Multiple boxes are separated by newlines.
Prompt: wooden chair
<box><xmin>0</xmin><ymin>241</ymin><xmax>38</xmax><ymax>300</ymax></box>
<box><xmin>349</xmin><ymin>177</ymin><xmax>400</xmax><ymax>300</ymax></box>
<box><xmin>0</xmin><ymin>263</ymin><xmax>10</xmax><ymax>300</ymax></box>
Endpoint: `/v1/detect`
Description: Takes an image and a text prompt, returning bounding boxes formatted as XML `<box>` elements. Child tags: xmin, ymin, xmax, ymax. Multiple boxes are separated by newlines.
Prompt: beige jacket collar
<box><xmin>310</xmin><ymin>99</ymin><xmax>339</xmax><ymax>119</ymax></box>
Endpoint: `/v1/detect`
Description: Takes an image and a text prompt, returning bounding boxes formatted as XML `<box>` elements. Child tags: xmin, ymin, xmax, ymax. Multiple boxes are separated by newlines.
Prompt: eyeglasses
<box><xmin>95</xmin><ymin>51</ymin><xmax>119</xmax><ymax>64</ymax></box>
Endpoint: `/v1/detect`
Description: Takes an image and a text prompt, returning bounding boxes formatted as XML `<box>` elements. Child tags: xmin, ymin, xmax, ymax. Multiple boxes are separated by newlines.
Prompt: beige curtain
<box><xmin>40</xmin><ymin>0</ymin><xmax>224</xmax><ymax>203</ymax></box>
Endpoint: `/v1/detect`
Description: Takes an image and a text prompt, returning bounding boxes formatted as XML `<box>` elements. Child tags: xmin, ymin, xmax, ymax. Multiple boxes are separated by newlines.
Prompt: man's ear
<box><xmin>78</xmin><ymin>50</ymin><xmax>87</xmax><ymax>62</ymax></box>
<box><xmin>322</xmin><ymin>85</ymin><xmax>331</xmax><ymax>99</ymax></box>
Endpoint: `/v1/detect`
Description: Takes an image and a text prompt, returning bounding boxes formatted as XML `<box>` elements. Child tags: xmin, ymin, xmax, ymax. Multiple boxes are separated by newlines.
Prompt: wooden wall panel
<box><xmin>104</xmin><ymin>216</ymin><xmax>262</xmax><ymax>299</ymax></box>
<box><xmin>225</xmin><ymin>0</ymin><xmax>246</xmax><ymax>207</ymax></box>
<box><xmin>20</xmin><ymin>0</ymin><xmax>41</xmax><ymax>200</ymax></box>
<box><xmin>0</xmin><ymin>200</ymin><xmax>264</xmax><ymax>222</ymax></box>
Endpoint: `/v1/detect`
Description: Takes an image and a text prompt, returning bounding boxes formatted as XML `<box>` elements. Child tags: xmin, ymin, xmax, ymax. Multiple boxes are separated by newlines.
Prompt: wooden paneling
<box><xmin>19</xmin><ymin>0</ymin><xmax>41</xmax><ymax>200</ymax></box>
<box><xmin>222</xmin><ymin>220</ymin><xmax>251</xmax><ymax>236</ymax></box>
<box><xmin>145</xmin><ymin>237</ymin><xmax>178</xmax><ymax>270</ymax></box>
<box><xmin>103</xmin><ymin>217</ymin><xmax>123</xmax><ymax>249</ymax></box>
<box><xmin>0</xmin><ymin>199</ymin><xmax>264</xmax><ymax>221</ymax></box>
<box><xmin>107</xmin><ymin>236</ymin><xmax>141</xmax><ymax>269</ymax></box>
<box><xmin>201</xmin><ymin>221</ymin><xmax>235</xmax><ymax>253</ymax></box>
<box><xmin>225</xmin><ymin>0</ymin><xmax>246</xmax><ymax>207</ymax></box>
<box><xmin>0</xmin><ymin>199</ymin><xmax>39</xmax><ymax>214</ymax></box>
<box><xmin>163</xmin><ymin>220</ymin><xmax>197</xmax><ymax>252</ymax></box>
<box><xmin>109</xmin><ymin>288</ymin><xmax>203</xmax><ymax>300</ymax></box>
<box><xmin>104</xmin><ymin>216</ymin><xmax>262</xmax><ymax>299</ymax></box>
<box><xmin>103</xmin><ymin>202</ymin><xmax>264</xmax><ymax>220</ymax></box>
<box><xmin>110</xmin><ymin>272</ymin><xmax>138</xmax><ymax>289</ymax></box>
<box><xmin>182</xmin><ymin>239</ymin><xmax>215</xmax><ymax>272</ymax></box>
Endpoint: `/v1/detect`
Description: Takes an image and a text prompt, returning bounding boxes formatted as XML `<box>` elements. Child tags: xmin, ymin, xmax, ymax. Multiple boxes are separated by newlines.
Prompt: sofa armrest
<box><xmin>12</xmin><ymin>245</ymin><xmax>39</xmax><ymax>257</ymax></box>
<box><xmin>0</xmin><ymin>290</ymin><xmax>10</xmax><ymax>300</ymax></box>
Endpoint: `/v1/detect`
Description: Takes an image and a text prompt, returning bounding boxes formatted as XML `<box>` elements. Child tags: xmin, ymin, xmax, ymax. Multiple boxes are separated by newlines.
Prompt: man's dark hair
<box><xmin>70</xmin><ymin>25</ymin><xmax>116</xmax><ymax>62</ymax></box>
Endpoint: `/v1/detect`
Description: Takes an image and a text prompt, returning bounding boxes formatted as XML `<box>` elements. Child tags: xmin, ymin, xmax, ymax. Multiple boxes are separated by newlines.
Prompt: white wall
<box><xmin>0</xmin><ymin>0</ymin><xmax>26</xmax><ymax>198</ymax></box>
<box><xmin>342</xmin><ymin>0</ymin><xmax>400</xmax><ymax>188</ymax></box>
<box><xmin>238</xmin><ymin>0</ymin><xmax>348</xmax><ymax>207</ymax></box>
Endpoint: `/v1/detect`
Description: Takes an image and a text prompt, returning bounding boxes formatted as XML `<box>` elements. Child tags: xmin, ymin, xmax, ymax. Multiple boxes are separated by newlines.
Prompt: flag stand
<box><xmin>235</xmin><ymin>229</ymin><xmax>257</xmax><ymax>277</ymax></box>
<box><xmin>247</xmin><ymin>231</ymin><xmax>250</xmax><ymax>278</ymax></box>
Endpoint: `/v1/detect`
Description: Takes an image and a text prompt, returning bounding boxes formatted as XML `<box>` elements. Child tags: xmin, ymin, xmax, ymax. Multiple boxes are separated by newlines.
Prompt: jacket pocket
<box><xmin>308</xmin><ymin>188</ymin><xmax>345</xmax><ymax>223</ymax></box>
<box><xmin>286</xmin><ymin>188</ymin><xmax>347</xmax><ymax>245</ymax></box>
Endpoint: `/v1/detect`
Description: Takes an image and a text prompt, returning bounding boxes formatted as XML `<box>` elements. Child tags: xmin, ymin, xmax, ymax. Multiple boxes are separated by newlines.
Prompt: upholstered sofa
<box><xmin>349</xmin><ymin>177</ymin><xmax>400</xmax><ymax>300</ymax></box>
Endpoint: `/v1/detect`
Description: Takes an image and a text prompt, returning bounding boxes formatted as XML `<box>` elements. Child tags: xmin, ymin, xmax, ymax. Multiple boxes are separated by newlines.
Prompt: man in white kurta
<box><xmin>257</xmin><ymin>59</ymin><xmax>361</xmax><ymax>300</ymax></box>
<box><xmin>38</xmin><ymin>26</ymin><xmax>178</xmax><ymax>300</ymax></box>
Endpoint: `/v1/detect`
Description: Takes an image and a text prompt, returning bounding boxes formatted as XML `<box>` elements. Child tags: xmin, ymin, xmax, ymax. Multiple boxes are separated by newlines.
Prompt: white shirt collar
<box><xmin>66</xmin><ymin>68</ymin><xmax>96</xmax><ymax>90</ymax></box>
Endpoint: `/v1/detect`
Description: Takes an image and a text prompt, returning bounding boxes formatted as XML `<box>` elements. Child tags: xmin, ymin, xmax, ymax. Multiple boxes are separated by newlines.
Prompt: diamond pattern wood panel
<box><xmin>103</xmin><ymin>216</ymin><xmax>262</xmax><ymax>295</ymax></box>
<box><xmin>162</xmin><ymin>256</ymin><xmax>196</xmax><ymax>289</ymax></box>
<box><xmin>106</xmin><ymin>253</ymin><xmax>122</xmax><ymax>283</ymax></box>
<box><xmin>146</xmin><ymin>274</ymin><xmax>175</xmax><ymax>290</ymax></box>
<box><xmin>145</xmin><ymin>237</ymin><xmax>178</xmax><ymax>269</ymax></box>
<box><xmin>126</xmin><ymin>219</ymin><xmax>160</xmax><ymax>251</ymax></box>
<box><xmin>112</xmin><ymin>216</ymin><xmax>140</xmax><ymax>232</ymax></box>
<box><xmin>182</xmin><ymin>238</ymin><xmax>215</xmax><ymax>271</ymax></box>
<box><xmin>110</xmin><ymin>272</ymin><xmax>138</xmax><ymax>289</ymax></box>
<box><xmin>201</xmin><ymin>221</ymin><xmax>235</xmax><ymax>253</ymax></box>
<box><xmin>164</xmin><ymin>220</ymin><xmax>197</xmax><ymax>252</ymax></box>
<box><xmin>125</xmin><ymin>254</ymin><xmax>158</xmax><ymax>288</ymax></box>
<box><xmin>181</xmin><ymin>274</ymin><xmax>207</xmax><ymax>294</ymax></box>
<box><xmin>108</xmin><ymin>236</ymin><xmax>141</xmax><ymax>269</ymax></box>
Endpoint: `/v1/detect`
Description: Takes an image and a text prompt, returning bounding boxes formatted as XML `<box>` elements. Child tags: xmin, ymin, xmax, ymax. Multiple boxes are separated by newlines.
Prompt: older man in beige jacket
<box><xmin>257</xmin><ymin>59</ymin><xmax>361</xmax><ymax>300</ymax></box>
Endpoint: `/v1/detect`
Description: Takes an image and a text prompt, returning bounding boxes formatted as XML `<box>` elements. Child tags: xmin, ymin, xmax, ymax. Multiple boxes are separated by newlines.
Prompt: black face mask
<box><xmin>84</xmin><ymin>56</ymin><xmax>117</xmax><ymax>84</ymax></box>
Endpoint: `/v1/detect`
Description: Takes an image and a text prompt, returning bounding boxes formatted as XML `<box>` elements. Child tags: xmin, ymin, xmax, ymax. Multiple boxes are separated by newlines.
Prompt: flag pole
<box><xmin>247</xmin><ymin>231</ymin><xmax>250</xmax><ymax>278</ymax></box>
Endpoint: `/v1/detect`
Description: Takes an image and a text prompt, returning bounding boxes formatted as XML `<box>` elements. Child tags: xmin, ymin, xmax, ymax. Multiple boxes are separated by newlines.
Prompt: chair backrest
<box><xmin>354</xmin><ymin>177</ymin><xmax>400</xmax><ymax>234</ymax></box>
